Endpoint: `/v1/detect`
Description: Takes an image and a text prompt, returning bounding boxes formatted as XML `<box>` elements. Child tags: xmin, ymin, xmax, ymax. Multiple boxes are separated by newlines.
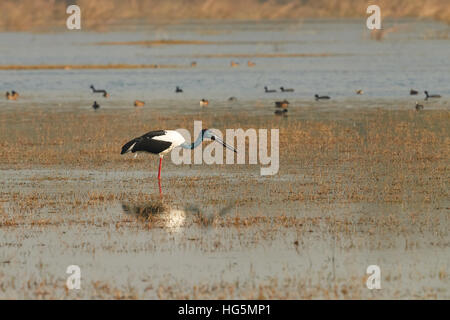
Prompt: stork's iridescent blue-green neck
<box><xmin>181</xmin><ymin>129</ymin><xmax>236</xmax><ymax>152</ymax></box>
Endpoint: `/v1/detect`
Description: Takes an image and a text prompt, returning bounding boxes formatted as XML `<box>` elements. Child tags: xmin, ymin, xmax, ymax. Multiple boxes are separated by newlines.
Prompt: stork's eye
<box><xmin>211</xmin><ymin>136</ymin><xmax>216</xmax><ymax>141</ymax></box>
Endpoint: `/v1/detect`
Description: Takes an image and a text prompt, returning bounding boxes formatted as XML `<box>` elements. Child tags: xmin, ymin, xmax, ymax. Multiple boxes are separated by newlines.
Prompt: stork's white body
<box><xmin>152</xmin><ymin>130</ymin><xmax>186</xmax><ymax>156</ymax></box>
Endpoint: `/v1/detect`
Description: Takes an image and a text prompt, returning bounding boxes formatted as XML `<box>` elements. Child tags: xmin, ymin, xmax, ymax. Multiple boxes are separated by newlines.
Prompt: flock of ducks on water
<box><xmin>263</xmin><ymin>86</ymin><xmax>440</xmax><ymax>116</ymax></box>
<box><xmin>4</xmin><ymin>83</ymin><xmax>442</xmax><ymax>114</ymax></box>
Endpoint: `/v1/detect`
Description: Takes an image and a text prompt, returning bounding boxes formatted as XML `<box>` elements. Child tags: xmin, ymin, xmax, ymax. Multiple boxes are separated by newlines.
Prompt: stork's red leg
<box><xmin>158</xmin><ymin>157</ymin><xmax>162</xmax><ymax>180</ymax></box>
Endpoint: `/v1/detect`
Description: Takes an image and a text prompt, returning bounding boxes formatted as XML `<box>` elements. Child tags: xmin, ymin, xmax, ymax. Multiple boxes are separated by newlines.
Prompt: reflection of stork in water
<box><xmin>121</xmin><ymin>129</ymin><xmax>237</xmax><ymax>193</ymax></box>
<box><xmin>121</xmin><ymin>201</ymin><xmax>233</xmax><ymax>230</ymax></box>
<box><xmin>121</xmin><ymin>201</ymin><xmax>186</xmax><ymax>231</ymax></box>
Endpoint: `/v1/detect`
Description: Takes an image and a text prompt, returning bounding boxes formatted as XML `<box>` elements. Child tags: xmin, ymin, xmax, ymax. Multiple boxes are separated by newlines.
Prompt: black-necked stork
<box><xmin>315</xmin><ymin>94</ymin><xmax>330</xmax><ymax>101</ymax></box>
<box><xmin>424</xmin><ymin>91</ymin><xmax>441</xmax><ymax>100</ymax></box>
<box><xmin>121</xmin><ymin>129</ymin><xmax>236</xmax><ymax>180</ymax></box>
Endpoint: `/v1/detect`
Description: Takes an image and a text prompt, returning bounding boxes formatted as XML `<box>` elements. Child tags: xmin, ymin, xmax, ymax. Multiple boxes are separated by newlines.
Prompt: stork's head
<box><xmin>201</xmin><ymin>129</ymin><xmax>237</xmax><ymax>153</ymax></box>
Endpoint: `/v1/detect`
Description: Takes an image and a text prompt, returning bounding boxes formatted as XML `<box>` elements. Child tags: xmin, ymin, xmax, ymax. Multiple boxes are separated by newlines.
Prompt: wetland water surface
<box><xmin>0</xmin><ymin>20</ymin><xmax>449</xmax><ymax>299</ymax></box>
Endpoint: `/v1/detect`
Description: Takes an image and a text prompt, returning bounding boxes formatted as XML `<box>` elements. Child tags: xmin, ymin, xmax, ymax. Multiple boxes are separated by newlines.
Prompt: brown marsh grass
<box><xmin>0</xmin><ymin>107</ymin><xmax>448</xmax><ymax>207</ymax></box>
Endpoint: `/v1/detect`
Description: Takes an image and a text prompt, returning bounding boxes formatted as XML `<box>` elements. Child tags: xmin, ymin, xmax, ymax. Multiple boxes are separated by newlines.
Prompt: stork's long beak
<box><xmin>212</xmin><ymin>136</ymin><xmax>237</xmax><ymax>153</ymax></box>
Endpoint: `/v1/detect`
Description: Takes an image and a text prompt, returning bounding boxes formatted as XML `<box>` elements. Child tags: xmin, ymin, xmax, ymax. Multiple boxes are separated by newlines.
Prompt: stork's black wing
<box><xmin>121</xmin><ymin>130</ymin><xmax>172</xmax><ymax>155</ymax></box>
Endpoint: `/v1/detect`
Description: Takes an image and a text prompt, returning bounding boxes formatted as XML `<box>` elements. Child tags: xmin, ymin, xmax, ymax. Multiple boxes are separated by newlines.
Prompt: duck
<box><xmin>134</xmin><ymin>100</ymin><xmax>145</xmax><ymax>107</ymax></box>
<box><xmin>191</xmin><ymin>61</ymin><xmax>197</xmax><ymax>67</ymax></box>
<box><xmin>415</xmin><ymin>102</ymin><xmax>424</xmax><ymax>111</ymax></box>
<box><xmin>275</xmin><ymin>100</ymin><xmax>289</xmax><ymax>109</ymax></box>
<box><xmin>90</xmin><ymin>85</ymin><xmax>109</xmax><ymax>98</ymax></box>
<box><xmin>410</xmin><ymin>89</ymin><xmax>418</xmax><ymax>95</ymax></box>
<box><xmin>228</xmin><ymin>97</ymin><xmax>237</xmax><ymax>102</ymax></box>
<box><xmin>264</xmin><ymin>86</ymin><xmax>277</xmax><ymax>93</ymax></box>
<box><xmin>230</xmin><ymin>61</ymin><xmax>240</xmax><ymax>67</ymax></box>
<box><xmin>280</xmin><ymin>87</ymin><xmax>294</xmax><ymax>92</ymax></box>
<box><xmin>315</xmin><ymin>94</ymin><xmax>330</xmax><ymax>101</ymax></box>
<box><xmin>356</xmin><ymin>89</ymin><xmax>364</xmax><ymax>95</ymax></box>
<box><xmin>175</xmin><ymin>86</ymin><xmax>183</xmax><ymax>93</ymax></box>
<box><xmin>424</xmin><ymin>91</ymin><xmax>441</xmax><ymax>100</ymax></box>
<box><xmin>247</xmin><ymin>61</ymin><xmax>256</xmax><ymax>67</ymax></box>
<box><xmin>92</xmin><ymin>101</ymin><xmax>100</xmax><ymax>110</ymax></box>
<box><xmin>200</xmin><ymin>99</ymin><xmax>209</xmax><ymax>107</ymax></box>
<box><xmin>6</xmin><ymin>91</ymin><xmax>19</xmax><ymax>100</ymax></box>
<box><xmin>11</xmin><ymin>91</ymin><xmax>19</xmax><ymax>100</ymax></box>
<box><xmin>274</xmin><ymin>109</ymin><xmax>288</xmax><ymax>116</ymax></box>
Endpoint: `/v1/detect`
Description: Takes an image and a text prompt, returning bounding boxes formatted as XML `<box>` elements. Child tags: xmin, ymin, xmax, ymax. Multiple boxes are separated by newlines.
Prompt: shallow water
<box><xmin>0</xmin><ymin>19</ymin><xmax>449</xmax><ymax>104</ymax></box>
<box><xmin>0</xmin><ymin>164</ymin><xmax>448</xmax><ymax>298</ymax></box>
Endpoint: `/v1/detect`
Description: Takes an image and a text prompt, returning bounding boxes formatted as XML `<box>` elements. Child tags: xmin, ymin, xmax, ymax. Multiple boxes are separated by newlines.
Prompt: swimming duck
<box><xmin>6</xmin><ymin>91</ymin><xmax>18</xmax><ymax>100</ymax></box>
<box><xmin>134</xmin><ymin>100</ymin><xmax>145</xmax><ymax>107</ymax></box>
<box><xmin>191</xmin><ymin>61</ymin><xmax>197</xmax><ymax>67</ymax></box>
<box><xmin>280</xmin><ymin>87</ymin><xmax>294</xmax><ymax>92</ymax></box>
<box><xmin>90</xmin><ymin>85</ymin><xmax>109</xmax><ymax>98</ymax></box>
<box><xmin>247</xmin><ymin>61</ymin><xmax>256</xmax><ymax>67</ymax></box>
<box><xmin>275</xmin><ymin>100</ymin><xmax>289</xmax><ymax>109</ymax></box>
<box><xmin>200</xmin><ymin>99</ymin><xmax>209</xmax><ymax>107</ymax></box>
<box><xmin>230</xmin><ymin>61</ymin><xmax>240</xmax><ymax>67</ymax></box>
<box><xmin>315</xmin><ymin>94</ymin><xmax>330</xmax><ymax>101</ymax></box>
<box><xmin>228</xmin><ymin>97</ymin><xmax>237</xmax><ymax>102</ymax></box>
<box><xmin>410</xmin><ymin>89</ymin><xmax>418</xmax><ymax>95</ymax></box>
<box><xmin>11</xmin><ymin>91</ymin><xmax>19</xmax><ymax>100</ymax></box>
<box><xmin>264</xmin><ymin>86</ymin><xmax>277</xmax><ymax>93</ymax></box>
<box><xmin>424</xmin><ymin>91</ymin><xmax>441</xmax><ymax>100</ymax></box>
<box><xmin>175</xmin><ymin>86</ymin><xmax>183</xmax><ymax>93</ymax></box>
<box><xmin>356</xmin><ymin>89</ymin><xmax>364</xmax><ymax>95</ymax></box>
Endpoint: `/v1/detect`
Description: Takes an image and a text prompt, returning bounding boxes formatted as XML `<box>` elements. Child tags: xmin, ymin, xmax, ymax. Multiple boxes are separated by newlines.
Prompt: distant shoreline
<box><xmin>0</xmin><ymin>64</ymin><xmax>181</xmax><ymax>70</ymax></box>
<box><xmin>0</xmin><ymin>0</ymin><xmax>449</xmax><ymax>31</ymax></box>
